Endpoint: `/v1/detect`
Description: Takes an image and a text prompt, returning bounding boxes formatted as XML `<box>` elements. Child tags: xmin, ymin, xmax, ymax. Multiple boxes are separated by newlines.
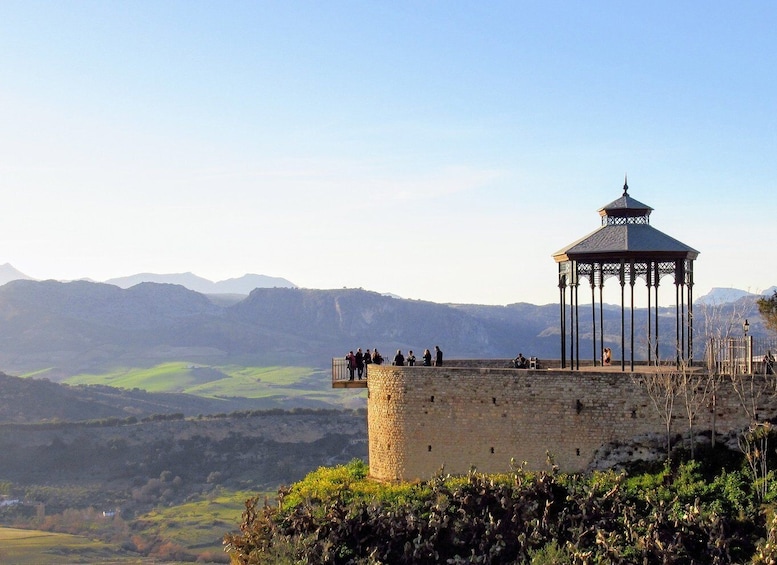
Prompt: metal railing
<box><xmin>707</xmin><ymin>336</ymin><xmax>777</xmax><ymax>375</ymax></box>
<box><xmin>332</xmin><ymin>357</ymin><xmax>369</xmax><ymax>383</ymax></box>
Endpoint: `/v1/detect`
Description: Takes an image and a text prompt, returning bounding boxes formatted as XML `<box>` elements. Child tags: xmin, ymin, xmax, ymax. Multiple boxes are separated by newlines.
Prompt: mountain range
<box><xmin>1</xmin><ymin>262</ymin><xmax>773</xmax><ymax>304</ymax></box>
<box><xmin>0</xmin><ymin>279</ymin><xmax>556</xmax><ymax>379</ymax></box>
<box><xmin>0</xmin><ymin>263</ymin><xmax>296</xmax><ymax>296</ymax></box>
<box><xmin>0</xmin><ymin>275</ymin><xmax>770</xmax><ymax>382</ymax></box>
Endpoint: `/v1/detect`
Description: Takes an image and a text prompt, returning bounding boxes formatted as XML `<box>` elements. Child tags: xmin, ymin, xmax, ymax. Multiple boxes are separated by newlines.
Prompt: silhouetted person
<box><xmin>407</xmin><ymin>350</ymin><xmax>416</xmax><ymax>366</ymax></box>
<box><xmin>345</xmin><ymin>351</ymin><xmax>356</xmax><ymax>380</ymax></box>
<box><xmin>393</xmin><ymin>349</ymin><xmax>405</xmax><ymax>366</ymax></box>
<box><xmin>355</xmin><ymin>348</ymin><xmax>364</xmax><ymax>379</ymax></box>
<box><xmin>765</xmin><ymin>351</ymin><xmax>775</xmax><ymax>375</ymax></box>
<box><xmin>434</xmin><ymin>345</ymin><xmax>443</xmax><ymax>367</ymax></box>
<box><xmin>363</xmin><ymin>349</ymin><xmax>372</xmax><ymax>379</ymax></box>
<box><xmin>423</xmin><ymin>349</ymin><xmax>432</xmax><ymax>366</ymax></box>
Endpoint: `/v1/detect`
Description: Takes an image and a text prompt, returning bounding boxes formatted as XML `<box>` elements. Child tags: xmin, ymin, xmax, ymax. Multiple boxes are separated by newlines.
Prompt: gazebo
<box><xmin>552</xmin><ymin>179</ymin><xmax>700</xmax><ymax>371</ymax></box>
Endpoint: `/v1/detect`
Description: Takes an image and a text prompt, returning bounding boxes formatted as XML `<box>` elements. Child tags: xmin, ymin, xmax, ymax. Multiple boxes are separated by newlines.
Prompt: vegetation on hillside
<box><xmin>0</xmin><ymin>408</ymin><xmax>367</xmax><ymax>562</ymax></box>
<box><xmin>225</xmin><ymin>454</ymin><xmax>777</xmax><ymax>564</ymax></box>
<box><xmin>0</xmin><ymin>526</ymin><xmax>137</xmax><ymax>565</ymax></box>
<box><xmin>0</xmin><ymin>366</ymin><xmax>364</xmax><ymax>424</ymax></box>
<box><xmin>758</xmin><ymin>290</ymin><xmax>777</xmax><ymax>334</ymax></box>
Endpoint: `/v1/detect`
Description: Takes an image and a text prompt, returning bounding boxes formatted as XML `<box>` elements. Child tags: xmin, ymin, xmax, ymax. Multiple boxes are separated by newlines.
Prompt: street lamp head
<box><xmin>744</xmin><ymin>319</ymin><xmax>750</xmax><ymax>336</ymax></box>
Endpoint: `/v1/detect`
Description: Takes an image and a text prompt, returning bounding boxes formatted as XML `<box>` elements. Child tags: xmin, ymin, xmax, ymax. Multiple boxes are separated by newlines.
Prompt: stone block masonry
<box><xmin>366</xmin><ymin>364</ymin><xmax>772</xmax><ymax>482</ymax></box>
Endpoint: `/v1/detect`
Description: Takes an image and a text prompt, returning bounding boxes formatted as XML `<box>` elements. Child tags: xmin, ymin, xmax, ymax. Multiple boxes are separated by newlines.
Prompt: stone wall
<box><xmin>366</xmin><ymin>364</ymin><xmax>772</xmax><ymax>482</ymax></box>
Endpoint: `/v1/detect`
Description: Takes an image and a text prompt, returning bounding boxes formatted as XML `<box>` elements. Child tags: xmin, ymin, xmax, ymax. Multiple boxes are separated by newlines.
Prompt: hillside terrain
<box><xmin>0</xmin><ymin>279</ymin><xmax>768</xmax><ymax>383</ymax></box>
<box><xmin>0</xmin><ymin>369</ymin><xmax>364</xmax><ymax>423</ymax></box>
<box><xmin>0</xmin><ymin>371</ymin><xmax>367</xmax><ymax>562</ymax></box>
<box><xmin>0</xmin><ymin>279</ymin><xmax>559</xmax><ymax>379</ymax></box>
<box><xmin>0</xmin><ymin>407</ymin><xmax>367</xmax><ymax>499</ymax></box>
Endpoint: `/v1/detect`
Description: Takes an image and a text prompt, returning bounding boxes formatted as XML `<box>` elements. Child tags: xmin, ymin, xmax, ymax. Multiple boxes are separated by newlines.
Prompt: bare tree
<box><xmin>635</xmin><ymin>365</ymin><xmax>678</xmax><ymax>460</ymax></box>
<box><xmin>638</xmin><ymin>355</ymin><xmax>712</xmax><ymax>461</ymax></box>
<box><xmin>698</xmin><ymin>299</ymin><xmax>751</xmax><ymax>445</ymax></box>
<box><xmin>677</xmin><ymin>359</ymin><xmax>711</xmax><ymax>459</ymax></box>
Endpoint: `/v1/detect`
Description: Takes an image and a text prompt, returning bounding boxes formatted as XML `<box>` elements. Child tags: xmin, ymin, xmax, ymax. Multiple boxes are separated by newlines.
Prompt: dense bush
<box><xmin>224</xmin><ymin>459</ymin><xmax>775</xmax><ymax>564</ymax></box>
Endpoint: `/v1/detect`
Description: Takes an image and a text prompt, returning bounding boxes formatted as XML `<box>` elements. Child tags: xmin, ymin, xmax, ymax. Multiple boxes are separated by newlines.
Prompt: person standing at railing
<box><xmin>363</xmin><ymin>349</ymin><xmax>372</xmax><ymax>379</ymax></box>
<box><xmin>407</xmin><ymin>350</ymin><xmax>416</xmax><ymax>366</ymax></box>
<box><xmin>345</xmin><ymin>351</ymin><xmax>356</xmax><ymax>380</ymax></box>
<box><xmin>355</xmin><ymin>348</ymin><xmax>364</xmax><ymax>380</ymax></box>
<box><xmin>434</xmin><ymin>346</ymin><xmax>443</xmax><ymax>367</ymax></box>
<box><xmin>393</xmin><ymin>349</ymin><xmax>405</xmax><ymax>366</ymax></box>
<box><xmin>423</xmin><ymin>349</ymin><xmax>432</xmax><ymax>366</ymax></box>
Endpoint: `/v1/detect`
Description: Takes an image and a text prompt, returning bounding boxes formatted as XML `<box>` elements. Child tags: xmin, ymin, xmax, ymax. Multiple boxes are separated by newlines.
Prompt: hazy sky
<box><xmin>2</xmin><ymin>2</ymin><xmax>775</xmax><ymax>306</ymax></box>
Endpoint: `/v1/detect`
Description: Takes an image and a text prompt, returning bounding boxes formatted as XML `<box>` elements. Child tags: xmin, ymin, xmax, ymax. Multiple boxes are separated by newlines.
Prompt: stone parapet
<box><xmin>366</xmin><ymin>365</ymin><xmax>771</xmax><ymax>481</ymax></box>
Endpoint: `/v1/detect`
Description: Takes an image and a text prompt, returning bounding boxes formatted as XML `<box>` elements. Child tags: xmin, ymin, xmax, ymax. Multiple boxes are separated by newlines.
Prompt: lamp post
<box><xmin>743</xmin><ymin>319</ymin><xmax>752</xmax><ymax>374</ymax></box>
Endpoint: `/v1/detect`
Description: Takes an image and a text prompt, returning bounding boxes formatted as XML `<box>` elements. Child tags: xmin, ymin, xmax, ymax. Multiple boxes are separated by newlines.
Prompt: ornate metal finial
<box><xmin>623</xmin><ymin>174</ymin><xmax>629</xmax><ymax>196</ymax></box>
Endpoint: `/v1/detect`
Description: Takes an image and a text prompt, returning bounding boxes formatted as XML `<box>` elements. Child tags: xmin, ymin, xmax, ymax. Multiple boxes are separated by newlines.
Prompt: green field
<box><xmin>0</xmin><ymin>490</ymin><xmax>269</xmax><ymax>564</ymax></box>
<box><xmin>0</xmin><ymin>527</ymin><xmax>139</xmax><ymax>564</ymax></box>
<box><xmin>134</xmin><ymin>489</ymin><xmax>263</xmax><ymax>555</ymax></box>
<box><xmin>62</xmin><ymin>362</ymin><xmax>365</xmax><ymax>408</ymax></box>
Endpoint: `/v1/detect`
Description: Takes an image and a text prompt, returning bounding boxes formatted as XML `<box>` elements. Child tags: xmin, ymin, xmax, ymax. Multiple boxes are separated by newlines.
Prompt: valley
<box><xmin>0</xmin><ymin>369</ymin><xmax>367</xmax><ymax>563</ymax></box>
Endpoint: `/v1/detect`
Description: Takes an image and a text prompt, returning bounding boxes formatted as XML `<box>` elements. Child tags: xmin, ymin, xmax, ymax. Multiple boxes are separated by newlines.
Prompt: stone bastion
<box><xmin>365</xmin><ymin>362</ymin><xmax>772</xmax><ymax>482</ymax></box>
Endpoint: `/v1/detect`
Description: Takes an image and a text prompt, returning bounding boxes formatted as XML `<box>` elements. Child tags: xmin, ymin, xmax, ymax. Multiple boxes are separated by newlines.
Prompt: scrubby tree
<box><xmin>739</xmin><ymin>421</ymin><xmax>773</xmax><ymax>502</ymax></box>
<box><xmin>757</xmin><ymin>290</ymin><xmax>777</xmax><ymax>334</ymax></box>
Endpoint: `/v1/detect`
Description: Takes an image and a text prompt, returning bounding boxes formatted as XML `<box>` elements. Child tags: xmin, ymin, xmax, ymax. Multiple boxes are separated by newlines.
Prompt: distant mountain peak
<box><xmin>694</xmin><ymin>286</ymin><xmax>776</xmax><ymax>306</ymax></box>
<box><xmin>0</xmin><ymin>263</ymin><xmax>33</xmax><ymax>286</ymax></box>
<box><xmin>104</xmin><ymin>272</ymin><xmax>296</xmax><ymax>295</ymax></box>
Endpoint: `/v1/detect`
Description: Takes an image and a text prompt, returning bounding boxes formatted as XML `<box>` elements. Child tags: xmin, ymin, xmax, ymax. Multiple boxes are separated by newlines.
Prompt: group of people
<box><xmin>392</xmin><ymin>346</ymin><xmax>443</xmax><ymax>367</ymax></box>
<box><xmin>344</xmin><ymin>348</ymin><xmax>382</xmax><ymax>381</ymax></box>
<box><xmin>344</xmin><ymin>345</ymin><xmax>443</xmax><ymax>380</ymax></box>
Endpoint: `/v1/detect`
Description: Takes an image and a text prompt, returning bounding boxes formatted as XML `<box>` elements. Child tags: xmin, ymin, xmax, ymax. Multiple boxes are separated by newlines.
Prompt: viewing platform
<box><xmin>329</xmin><ymin>355</ymin><xmax>777</xmax><ymax>388</ymax></box>
<box><xmin>331</xmin><ymin>357</ymin><xmax>370</xmax><ymax>388</ymax></box>
<box><xmin>332</xmin><ymin>335</ymin><xmax>777</xmax><ymax>388</ymax></box>
<box><xmin>331</xmin><ymin>357</ymin><xmax>656</xmax><ymax>388</ymax></box>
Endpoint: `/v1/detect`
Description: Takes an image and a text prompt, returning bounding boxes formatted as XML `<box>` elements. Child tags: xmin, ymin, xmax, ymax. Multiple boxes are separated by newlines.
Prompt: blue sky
<box><xmin>1</xmin><ymin>2</ymin><xmax>775</xmax><ymax>305</ymax></box>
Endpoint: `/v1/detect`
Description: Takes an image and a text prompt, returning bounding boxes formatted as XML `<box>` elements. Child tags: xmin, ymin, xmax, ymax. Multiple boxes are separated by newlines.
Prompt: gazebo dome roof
<box><xmin>553</xmin><ymin>223</ymin><xmax>699</xmax><ymax>261</ymax></box>
<box><xmin>598</xmin><ymin>179</ymin><xmax>653</xmax><ymax>220</ymax></box>
<box><xmin>552</xmin><ymin>178</ymin><xmax>699</xmax><ymax>263</ymax></box>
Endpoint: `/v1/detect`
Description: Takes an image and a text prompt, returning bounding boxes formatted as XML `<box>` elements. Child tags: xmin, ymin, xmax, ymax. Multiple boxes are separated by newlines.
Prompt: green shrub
<box><xmin>225</xmin><ymin>461</ymin><xmax>769</xmax><ymax>564</ymax></box>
